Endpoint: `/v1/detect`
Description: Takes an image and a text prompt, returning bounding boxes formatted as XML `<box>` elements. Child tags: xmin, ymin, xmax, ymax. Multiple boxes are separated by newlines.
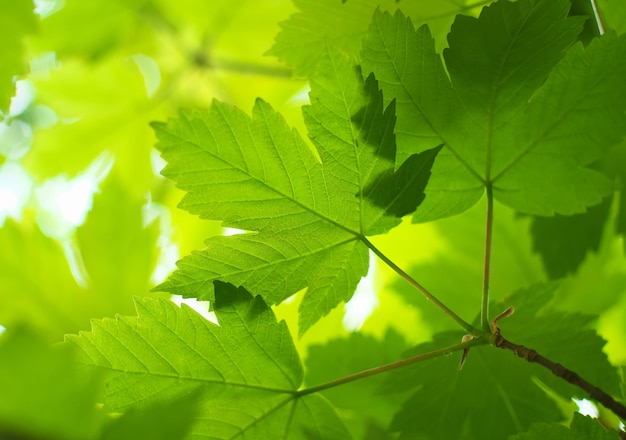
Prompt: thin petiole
<box><xmin>296</xmin><ymin>338</ymin><xmax>485</xmax><ymax>397</ymax></box>
<box><xmin>481</xmin><ymin>185</ymin><xmax>494</xmax><ymax>332</ymax></box>
<box><xmin>361</xmin><ymin>237</ymin><xmax>480</xmax><ymax>335</ymax></box>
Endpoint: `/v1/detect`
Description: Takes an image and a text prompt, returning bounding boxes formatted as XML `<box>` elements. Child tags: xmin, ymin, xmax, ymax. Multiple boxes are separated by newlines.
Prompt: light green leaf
<box><xmin>510</xmin><ymin>413</ymin><xmax>622</xmax><ymax>440</ymax></box>
<box><xmin>362</xmin><ymin>0</ymin><xmax>624</xmax><ymax>220</ymax></box>
<box><xmin>154</xmin><ymin>47</ymin><xmax>439</xmax><ymax>334</ymax></box>
<box><xmin>0</xmin><ymin>0</ymin><xmax>38</xmax><ymax>112</ymax></box>
<box><xmin>66</xmin><ymin>282</ymin><xmax>350</xmax><ymax>439</ymax></box>
<box><xmin>0</xmin><ymin>328</ymin><xmax>103</xmax><ymax>440</ymax></box>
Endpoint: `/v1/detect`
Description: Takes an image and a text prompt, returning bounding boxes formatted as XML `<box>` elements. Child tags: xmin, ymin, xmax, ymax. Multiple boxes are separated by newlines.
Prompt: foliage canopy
<box><xmin>1</xmin><ymin>0</ymin><xmax>625</xmax><ymax>439</ymax></box>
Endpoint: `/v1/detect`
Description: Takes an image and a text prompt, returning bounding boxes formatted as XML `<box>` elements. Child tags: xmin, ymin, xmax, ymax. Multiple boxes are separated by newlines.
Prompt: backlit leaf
<box><xmin>67</xmin><ymin>282</ymin><xmax>350</xmax><ymax>439</ymax></box>
<box><xmin>154</xmin><ymin>47</ymin><xmax>439</xmax><ymax>334</ymax></box>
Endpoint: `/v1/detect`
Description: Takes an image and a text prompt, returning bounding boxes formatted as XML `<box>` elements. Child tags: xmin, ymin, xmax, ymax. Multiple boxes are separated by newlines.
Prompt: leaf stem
<box><xmin>361</xmin><ymin>237</ymin><xmax>479</xmax><ymax>335</ymax></box>
<box><xmin>481</xmin><ymin>185</ymin><xmax>494</xmax><ymax>332</ymax></box>
<box><xmin>494</xmin><ymin>334</ymin><xmax>626</xmax><ymax>420</ymax></box>
<box><xmin>296</xmin><ymin>338</ymin><xmax>485</xmax><ymax>397</ymax></box>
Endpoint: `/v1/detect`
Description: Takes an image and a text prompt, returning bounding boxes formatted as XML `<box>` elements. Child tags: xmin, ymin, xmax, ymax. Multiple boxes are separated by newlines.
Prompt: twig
<box><xmin>362</xmin><ymin>237</ymin><xmax>479</xmax><ymax>335</ymax></box>
<box><xmin>296</xmin><ymin>338</ymin><xmax>485</xmax><ymax>397</ymax></box>
<box><xmin>481</xmin><ymin>185</ymin><xmax>494</xmax><ymax>332</ymax></box>
<box><xmin>494</xmin><ymin>333</ymin><xmax>626</xmax><ymax>420</ymax></box>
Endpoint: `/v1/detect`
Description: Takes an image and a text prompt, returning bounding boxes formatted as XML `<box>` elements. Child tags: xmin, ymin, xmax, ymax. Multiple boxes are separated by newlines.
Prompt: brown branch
<box><xmin>494</xmin><ymin>333</ymin><xmax>626</xmax><ymax>421</ymax></box>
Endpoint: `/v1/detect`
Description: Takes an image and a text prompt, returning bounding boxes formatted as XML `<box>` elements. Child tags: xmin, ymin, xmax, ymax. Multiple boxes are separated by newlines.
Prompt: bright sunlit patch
<box><xmin>0</xmin><ymin>120</ymin><xmax>33</xmax><ymax>160</ymax></box>
<box><xmin>171</xmin><ymin>295</ymin><xmax>217</xmax><ymax>324</ymax></box>
<box><xmin>0</xmin><ymin>324</ymin><xmax>5</xmax><ymax>335</ymax></box>
<box><xmin>223</xmin><ymin>227</ymin><xmax>246</xmax><ymax>236</ymax></box>
<box><xmin>150</xmin><ymin>149</ymin><xmax>167</xmax><ymax>178</ymax></box>
<box><xmin>289</xmin><ymin>85</ymin><xmax>311</xmax><ymax>106</ymax></box>
<box><xmin>343</xmin><ymin>250</ymin><xmax>378</xmax><ymax>331</ymax></box>
<box><xmin>34</xmin><ymin>0</ymin><xmax>65</xmax><ymax>18</ymax></box>
<box><xmin>34</xmin><ymin>151</ymin><xmax>114</xmax><ymax>240</ymax></box>
<box><xmin>129</xmin><ymin>55</ymin><xmax>161</xmax><ymax>99</ymax></box>
<box><xmin>8</xmin><ymin>80</ymin><xmax>36</xmax><ymax>117</ymax></box>
<box><xmin>572</xmin><ymin>398</ymin><xmax>599</xmax><ymax>418</ymax></box>
<box><xmin>143</xmin><ymin>195</ymin><xmax>180</xmax><ymax>284</ymax></box>
<box><xmin>0</xmin><ymin>162</ymin><xmax>33</xmax><ymax>226</ymax></box>
<box><xmin>30</xmin><ymin>52</ymin><xmax>61</xmax><ymax>78</ymax></box>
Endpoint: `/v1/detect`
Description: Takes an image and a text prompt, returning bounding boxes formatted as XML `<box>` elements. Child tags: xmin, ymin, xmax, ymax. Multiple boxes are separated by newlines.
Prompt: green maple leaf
<box><xmin>0</xmin><ymin>0</ymin><xmax>38</xmax><ymax>112</ymax></box>
<box><xmin>362</xmin><ymin>0</ymin><xmax>626</xmax><ymax>221</ymax></box>
<box><xmin>66</xmin><ymin>282</ymin><xmax>349</xmax><ymax>439</ymax></box>
<box><xmin>510</xmin><ymin>413</ymin><xmax>622</xmax><ymax>440</ymax></box>
<box><xmin>383</xmin><ymin>283</ymin><xmax>621</xmax><ymax>439</ymax></box>
<box><xmin>153</xmin><ymin>46</ymin><xmax>439</xmax><ymax>334</ymax></box>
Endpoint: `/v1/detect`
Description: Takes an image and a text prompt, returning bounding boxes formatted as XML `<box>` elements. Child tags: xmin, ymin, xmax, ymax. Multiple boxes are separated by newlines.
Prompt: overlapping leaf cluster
<box><xmin>59</xmin><ymin>0</ymin><xmax>626</xmax><ymax>439</ymax></box>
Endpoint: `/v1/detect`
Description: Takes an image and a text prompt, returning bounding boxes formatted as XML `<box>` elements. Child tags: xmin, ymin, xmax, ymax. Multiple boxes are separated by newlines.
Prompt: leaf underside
<box><xmin>361</xmin><ymin>0</ymin><xmax>626</xmax><ymax>221</ymax></box>
<box><xmin>154</xmin><ymin>46</ymin><xmax>438</xmax><ymax>334</ymax></box>
<box><xmin>67</xmin><ymin>282</ymin><xmax>350</xmax><ymax>439</ymax></box>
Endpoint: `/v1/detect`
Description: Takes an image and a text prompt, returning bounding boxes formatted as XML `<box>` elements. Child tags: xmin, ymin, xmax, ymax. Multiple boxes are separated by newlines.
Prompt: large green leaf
<box><xmin>361</xmin><ymin>0</ymin><xmax>625</xmax><ymax>221</ymax></box>
<box><xmin>384</xmin><ymin>283</ymin><xmax>621</xmax><ymax>440</ymax></box>
<box><xmin>67</xmin><ymin>282</ymin><xmax>349</xmax><ymax>439</ymax></box>
<box><xmin>154</xmin><ymin>47</ymin><xmax>439</xmax><ymax>334</ymax></box>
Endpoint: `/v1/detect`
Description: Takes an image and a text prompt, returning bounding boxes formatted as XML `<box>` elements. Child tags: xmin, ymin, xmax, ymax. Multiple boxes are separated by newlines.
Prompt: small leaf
<box><xmin>66</xmin><ymin>282</ymin><xmax>350</xmax><ymax>439</ymax></box>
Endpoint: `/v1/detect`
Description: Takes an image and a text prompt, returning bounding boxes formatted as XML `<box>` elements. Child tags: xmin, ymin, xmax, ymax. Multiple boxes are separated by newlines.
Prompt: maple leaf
<box><xmin>361</xmin><ymin>0</ymin><xmax>626</xmax><ymax>221</ymax></box>
<box><xmin>153</xmin><ymin>46</ymin><xmax>439</xmax><ymax>334</ymax></box>
<box><xmin>66</xmin><ymin>281</ymin><xmax>350</xmax><ymax>439</ymax></box>
<box><xmin>383</xmin><ymin>283</ymin><xmax>621</xmax><ymax>439</ymax></box>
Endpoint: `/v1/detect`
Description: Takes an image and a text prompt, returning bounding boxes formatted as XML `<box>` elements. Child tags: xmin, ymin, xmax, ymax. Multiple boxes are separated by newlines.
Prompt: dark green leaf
<box><xmin>530</xmin><ymin>197</ymin><xmax>612</xmax><ymax>279</ymax></box>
